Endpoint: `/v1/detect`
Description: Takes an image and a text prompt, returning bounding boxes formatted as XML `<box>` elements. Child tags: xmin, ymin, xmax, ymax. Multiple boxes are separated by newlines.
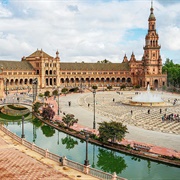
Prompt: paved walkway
<box><xmin>54</xmin><ymin>91</ymin><xmax>180</xmax><ymax>152</ymax></box>
<box><xmin>0</xmin><ymin>124</ymin><xmax>99</xmax><ymax>179</ymax></box>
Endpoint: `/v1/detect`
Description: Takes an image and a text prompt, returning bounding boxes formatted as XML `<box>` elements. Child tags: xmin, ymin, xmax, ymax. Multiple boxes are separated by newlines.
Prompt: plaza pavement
<box><xmin>56</xmin><ymin>91</ymin><xmax>180</xmax><ymax>152</ymax></box>
<box><xmin>0</xmin><ymin>90</ymin><xmax>179</xmax><ymax>179</ymax></box>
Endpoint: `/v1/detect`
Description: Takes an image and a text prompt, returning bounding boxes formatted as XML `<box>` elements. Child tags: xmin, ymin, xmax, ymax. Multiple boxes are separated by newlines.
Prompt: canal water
<box><xmin>4</xmin><ymin>119</ymin><xmax>180</xmax><ymax>180</ymax></box>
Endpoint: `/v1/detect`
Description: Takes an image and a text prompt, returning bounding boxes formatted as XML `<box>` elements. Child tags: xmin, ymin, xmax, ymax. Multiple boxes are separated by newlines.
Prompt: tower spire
<box><xmin>151</xmin><ymin>0</ymin><xmax>154</xmax><ymax>13</ymax></box>
<box><xmin>149</xmin><ymin>0</ymin><xmax>155</xmax><ymax>21</ymax></box>
<box><xmin>151</xmin><ymin>0</ymin><xmax>153</xmax><ymax>9</ymax></box>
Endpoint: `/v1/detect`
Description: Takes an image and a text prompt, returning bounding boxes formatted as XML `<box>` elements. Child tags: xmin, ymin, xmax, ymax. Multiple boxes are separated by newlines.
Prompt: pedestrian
<box><xmin>113</xmin><ymin>98</ymin><xmax>115</xmax><ymax>102</ymax></box>
<box><xmin>160</xmin><ymin>109</ymin><xmax>162</xmax><ymax>114</ymax></box>
<box><xmin>88</xmin><ymin>103</ymin><xmax>90</xmax><ymax>107</ymax></box>
<box><xmin>68</xmin><ymin>101</ymin><xmax>71</xmax><ymax>107</ymax></box>
<box><xmin>148</xmin><ymin>109</ymin><xmax>150</xmax><ymax>114</ymax></box>
<box><xmin>162</xmin><ymin>116</ymin><xmax>164</xmax><ymax>122</ymax></box>
<box><xmin>131</xmin><ymin>110</ymin><xmax>133</xmax><ymax>115</ymax></box>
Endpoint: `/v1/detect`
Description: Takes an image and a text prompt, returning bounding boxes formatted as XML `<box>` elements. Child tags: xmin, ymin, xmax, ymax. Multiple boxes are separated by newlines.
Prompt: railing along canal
<box><xmin>0</xmin><ymin>124</ymin><xmax>126</xmax><ymax>180</ymax></box>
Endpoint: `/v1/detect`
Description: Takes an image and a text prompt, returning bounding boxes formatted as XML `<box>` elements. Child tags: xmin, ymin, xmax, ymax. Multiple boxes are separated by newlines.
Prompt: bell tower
<box><xmin>143</xmin><ymin>0</ymin><xmax>162</xmax><ymax>75</ymax></box>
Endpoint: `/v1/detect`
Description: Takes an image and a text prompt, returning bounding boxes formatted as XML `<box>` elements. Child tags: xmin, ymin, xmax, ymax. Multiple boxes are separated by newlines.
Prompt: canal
<box><xmin>4</xmin><ymin>119</ymin><xmax>180</xmax><ymax>180</ymax></box>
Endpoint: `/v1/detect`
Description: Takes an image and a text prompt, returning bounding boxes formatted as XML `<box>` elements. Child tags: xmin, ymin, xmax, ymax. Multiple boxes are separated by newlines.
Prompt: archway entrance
<box><xmin>154</xmin><ymin>79</ymin><xmax>158</xmax><ymax>88</ymax></box>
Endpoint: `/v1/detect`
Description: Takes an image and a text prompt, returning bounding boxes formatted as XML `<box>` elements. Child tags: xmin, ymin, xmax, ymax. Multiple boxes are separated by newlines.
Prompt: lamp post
<box><xmin>5</xmin><ymin>78</ymin><xmax>8</xmax><ymax>95</ymax></box>
<box><xmin>21</xmin><ymin>116</ymin><xmax>25</xmax><ymax>138</ymax></box>
<box><xmin>84</xmin><ymin>133</ymin><xmax>89</xmax><ymax>166</ymax></box>
<box><xmin>67</xmin><ymin>77</ymin><xmax>68</xmax><ymax>87</ymax></box>
<box><xmin>103</xmin><ymin>79</ymin><xmax>106</xmax><ymax>91</ymax></box>
<box><xmin>80</xmin><ymin>78</ymin><xmax>83</xmax><ymax>93</ymax></box>
<box><xmin>89</xmin><ymin>76</ymin><xmax>90</xmax><ymax>87</ymax></box>
<box><xmin>58</xmin><ymin>87</ymin><xmax>60</xmax><ymax>115</ymax></box>
<box><xmin>93</xmin><ymin>89</ymin><xmax>96</xmax><ymax>129</ymax></box>
<box><xmin>32</xmin><ymin>78</ymin><xmax>38</xmax><ymax>103</ymax></box>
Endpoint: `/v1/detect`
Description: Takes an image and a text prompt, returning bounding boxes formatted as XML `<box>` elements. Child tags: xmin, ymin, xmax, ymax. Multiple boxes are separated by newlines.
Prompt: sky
<box><xmin>0</xmin><ymin>0</ymin><xmax>180</xmax><ymax>64</ymax></box>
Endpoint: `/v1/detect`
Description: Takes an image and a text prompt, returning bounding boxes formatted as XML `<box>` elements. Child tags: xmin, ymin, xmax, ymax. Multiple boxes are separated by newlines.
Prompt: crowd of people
<box><xmin>162</xmin><ymin>113</ymin><xmax>180</xmax><ymax>122</ymax></box>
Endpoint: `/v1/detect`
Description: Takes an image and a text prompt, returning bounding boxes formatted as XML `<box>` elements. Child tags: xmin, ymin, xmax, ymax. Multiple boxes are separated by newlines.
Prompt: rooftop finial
<box><xmin>151</xmin><ymin>0</ymin><xmax>154</xmax><ymax>12</ymax></box>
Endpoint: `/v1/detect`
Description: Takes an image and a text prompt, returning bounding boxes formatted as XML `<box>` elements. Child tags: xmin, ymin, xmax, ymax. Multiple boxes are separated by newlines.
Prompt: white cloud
<box><xmin>0</xmin><ymin>2</ymin><xmax>12</xmax><ymax>17</ymax></box>
<box><xmin>0</xmin><ymin>0</ymin><xmax>179</xmax><ymax>64</ymax></box>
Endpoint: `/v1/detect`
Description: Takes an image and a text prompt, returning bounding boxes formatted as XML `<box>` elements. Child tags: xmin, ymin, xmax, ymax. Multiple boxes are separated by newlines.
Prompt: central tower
<box><xmin>143</xmin><ymin>1</ymin><xmax>162</xmax><ymax>74</ymax></box>
<box><xmin>142</xmin><ymin>1</ymin><xmax>164</xmax><ymax>87</ymax></box>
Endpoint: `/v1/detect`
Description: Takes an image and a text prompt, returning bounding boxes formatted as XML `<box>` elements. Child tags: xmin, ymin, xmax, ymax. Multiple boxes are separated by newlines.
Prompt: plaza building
<box><xmin>0</xmin><ymin>4</ymin><xmax>167</xmax><ymax>97</ymax></box>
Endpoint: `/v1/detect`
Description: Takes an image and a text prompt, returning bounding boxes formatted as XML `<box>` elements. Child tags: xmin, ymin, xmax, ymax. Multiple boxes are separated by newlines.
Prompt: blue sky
<box><xmin>0</xmin><ymin>0</ymin><xmax>179</xmax><ymax>64</ymax></box>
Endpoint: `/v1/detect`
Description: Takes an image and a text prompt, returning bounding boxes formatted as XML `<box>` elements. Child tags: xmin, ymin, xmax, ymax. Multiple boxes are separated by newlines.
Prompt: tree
<box><xmin>107</xmin><ymin>85</ymin><xmax>112</xmax><ymax>91</ymax></box>
<box><xmin>98</xmin><ymin>121</ymin><xmax>128</xmax><ymax>143</ymax></box>
<box><xmin>33</xmin><ymin>102</ymin><xmax>42</xmax><ymax>113</ymax></box>
<box><xmin>52</xmin><ymin>89</ymin><xmax>58</xmax><ymax>96</ymax></box>
<box><xmin>134</xmin><ymin>85</ymin><xmax>141</xmax><ymax>89</ymax></box>
<box><xmin>162</xmin><ymin>58</ymin><xmax>180</xmax><ymax>87</ymax></box>
<box><xmin>44</xmin><ymin>90</ymin><xmax>50</xmax><ymax>97</ymax></box>
<box><xmin>42</xmin><ymin>107</ymin><xmax>55</xmax><ymax>121</ymax></box>
<box><xmin>92</xmin><ymin>85</ymin><xmax>98</xmax><ymax>90</ymax></box>
<box><xmin>97</xmin><ymin>59</ymin><xmax>111</xmax><ymax>63</ymax></box>
<box><xmin>38</xmin><ymin>93</ymin><xmax>44</xmax><ymax>98</ymax></box>
<box><xmin>120</xmin><ymin>84</ymin><xmax>126</xmax><ymax>90</ymax></box>
<box><xmin>62</xmin><ymin>114</ymin><xmax>78</xmax><ymax>128</ymax></box>
<box><xmin>61</xmin><ymin>88</ymin><xmax>68</xmax><ymax>95</ymax></box>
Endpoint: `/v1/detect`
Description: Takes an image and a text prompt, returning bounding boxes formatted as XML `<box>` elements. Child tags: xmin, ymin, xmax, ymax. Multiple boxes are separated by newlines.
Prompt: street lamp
<box><xmin>58</xmin><ymin>87</ymin><xmax>60</xmax><ymax>115</ymax></box>
<box><xmin>103</xmin><ymin>79</ymin><xmax>106</xmax><ymax>91</ymax></box>
<box><xmin>21</xmin><ymin>116</ymin><xmax>25</xmax><ymax>138</ymax></box>
<box><xmin>93</xmin><ymin>89</ymin><xmax>96</xmax><ymax>129</ymax></box>
<box><xmin>32</xmin><ymin>78</ymin><xmax>38</xmax><ymax>103</ymax></box>
<box><xmin>84</xmin><ymin>133</ymin><xmax>90</xmax><ymax>166</ymax></box>
<box><xmin>5</xmin><ymin>78</ymin><xmax>8</xmax><ymax>95</ymax></box>
<box><xmin>88</xmin><ymin>76</ymin><xmax>90</xmax><ymax>87</ymax></box>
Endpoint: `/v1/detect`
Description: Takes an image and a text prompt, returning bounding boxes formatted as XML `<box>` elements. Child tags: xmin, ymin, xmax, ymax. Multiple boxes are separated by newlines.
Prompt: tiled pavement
<box><xmin>0</xmin><ymin>136</ymin><xmax>71</xmax><ymax>180</ymax></box>
<box><xmin>0</xmin><ymin>130</ymin><xmax>99</xmax><ymax>180</ymax></box>
<box><xmin>45</xmin><ymin>92</ymin><xmax>180</xmax><ymax>159</ymax></box>
<box><xmin>80</xmin><ymin>92</ymin><xmax>180</xmax><ymax>134</ymax></box>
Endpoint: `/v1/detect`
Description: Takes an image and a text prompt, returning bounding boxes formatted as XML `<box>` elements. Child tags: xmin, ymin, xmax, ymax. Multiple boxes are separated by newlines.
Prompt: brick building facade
<box><xmin>0</xmin><ymin>4</ymin><xmax>167</xmax><ymax>97</ymax></box>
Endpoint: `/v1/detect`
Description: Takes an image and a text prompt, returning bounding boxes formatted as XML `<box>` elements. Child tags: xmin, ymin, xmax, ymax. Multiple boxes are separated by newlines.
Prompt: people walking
<box><xmin>68</xmin><ymin>101</ymin><xmax>71</xmax><ymax>107</ymax></box>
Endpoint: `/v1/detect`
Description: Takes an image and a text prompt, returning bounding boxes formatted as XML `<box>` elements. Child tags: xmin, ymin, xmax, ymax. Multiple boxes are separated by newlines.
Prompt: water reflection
<box><xmin>32</xmin><ymin>118</ymin><xmax>42</xmax><ymax>128</ymax></box>
<box><xmin>61</xmin><ymin>135</ymin><xmax>78</xmax><ymax>150</ymax></box>
<box><xmin>97</xmin><ymin>148</ymin><xmax>127</xmax><ymax>174</ymax></box>
<box><xmin>41</xmin><ymin>125</ymin><xmax>55</xmax><ymax>137</ymax></box>
<box><xmin>1</xmin><ymin>118</ymin><xmax>180</xmax><ymax>180</ymax></box>
<box><xmin>92</xmin><ymin>145</ymin><xmax>95</xmax><ymax>168</ymax></box>
<box><xmin>32</xmin><ymin>118</ymin><xmax>42</xmax><ymax>143</ymax></box>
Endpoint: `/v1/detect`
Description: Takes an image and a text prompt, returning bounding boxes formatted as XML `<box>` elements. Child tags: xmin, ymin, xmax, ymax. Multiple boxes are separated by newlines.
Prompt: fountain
<box><xmin>129</xmin><ymin>85</ymin><xmax>165</xmax><ymax>107</ymax></box>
